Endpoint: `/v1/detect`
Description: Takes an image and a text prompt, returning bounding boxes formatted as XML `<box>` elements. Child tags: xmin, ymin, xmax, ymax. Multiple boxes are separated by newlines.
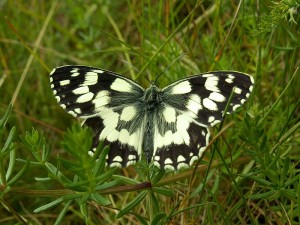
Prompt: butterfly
<box><xmin>50</xmin><ymin>65</ymin><xmax>254</xmax><ymax>170</ymax></box>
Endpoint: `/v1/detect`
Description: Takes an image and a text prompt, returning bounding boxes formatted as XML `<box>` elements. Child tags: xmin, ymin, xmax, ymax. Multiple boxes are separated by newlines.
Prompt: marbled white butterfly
<box><xmin>50</xmin><ymin>66</ymin><xmax>254</xmax><ymax>170</ymax></box>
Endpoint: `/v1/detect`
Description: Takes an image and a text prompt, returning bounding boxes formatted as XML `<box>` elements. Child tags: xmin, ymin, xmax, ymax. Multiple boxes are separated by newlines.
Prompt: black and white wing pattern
<box><xmin>50</xmin><ymin>66</ymin><xmax>145</xmax><ymax>167</ymax></box>
<box><xmin>50</xmin><ymin>66</ymin><xmax>254</xmax><ymax>170</ymax></box>
<box><xmin>152</xmin><ymin>72</ymin><xmax>254</xmax><ymax>170</ymax></box>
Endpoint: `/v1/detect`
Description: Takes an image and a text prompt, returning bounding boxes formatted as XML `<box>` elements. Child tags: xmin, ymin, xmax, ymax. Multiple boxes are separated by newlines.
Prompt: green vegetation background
<box><xmin>0</xmin><ymin>1</ymin><xmax>300</xmax><ymax>224</ymax></box>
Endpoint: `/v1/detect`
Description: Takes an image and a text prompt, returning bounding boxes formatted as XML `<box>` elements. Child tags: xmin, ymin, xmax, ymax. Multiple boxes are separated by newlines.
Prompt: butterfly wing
<box><xmin>50</xmin><ymin>66</ymin><xmax>146</xmax><ymax>167</ymax></box>
<box><xmin>152</xmin><ymin>71</ymin><xmax>254</xmax><ymax>169</ymax></box>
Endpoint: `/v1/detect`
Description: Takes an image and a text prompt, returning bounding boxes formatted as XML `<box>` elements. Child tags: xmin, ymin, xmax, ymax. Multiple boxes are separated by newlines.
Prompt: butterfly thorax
<box><xmin>141</xmin><ymin>85</ymin><xmax>163</xmax><ymax>162</ymax></box>
<box><xmin>143</xmin><ymin>85</ymin><xmax>162</xmax><ymax>111</ymax></box>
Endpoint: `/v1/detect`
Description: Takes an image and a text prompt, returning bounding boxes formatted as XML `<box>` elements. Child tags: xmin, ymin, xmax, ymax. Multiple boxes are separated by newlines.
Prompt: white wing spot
<box><xmin>127</xmin><ymin>154</ymin><xmax>137</xmax><ymax>166</ymax></box>
<box><xmin>93</xmin><ymin>69</ymin><xmax>104</xmax><ymax>73</ymax></box>
<box><xmin>199</xmin><ymin>146</ymin><xmax>207</xmax><ymax>156</ymax></box>
<box><xmin>120</xmin><ymin>106</ymin><xmax>136</xmax><ymax>122</ymax></box>
<box><xmin>50</xmin><ymin>69</ymin><xmax>56</xmax><ymax>75</ymax></box>
<box><xmin>204</xmin><ymin>76</ymin><xmax>220</xmax><ymax>92</ymax></box>
<box><xmin>76</xmin><ymin>92</ymin><xmax>94</xmax><ymax>103</ymax></box>
<box><xmin>225</xmin><ymin>78</ymin><xmax>233</xmax><ymax>83</ymax></box>
<box><xmin>128</xmin><ymin>131</ymin><xmax>141</xmax><ymax>151</ymax></box>
<box><xmin>119</xmin><ymin>129</ymin><xmax>130</xmax><ymax>144</ymax></box>
<box><xmin>225</xmin><ymin>75</ymin><xmax>235</xmax><ymax>83</ymax></box>
<box><xmin>203</xmin><ymin>98</ymin><xmax>218</xmax><ymax>111</ymax></box>
<box><xmin>176</xmin><ymin>114</ymin><xmax>191</xmax><ymax>145</ymax></box>
<box><xmin>95</xmin><ymin>90</ymin><xmax>110</xmax><ymax>99</ymax></box>
<box><xmin>106</xmin><ymin>129</ymin><xmax>119</xmax><ymax>142</ymax></box>
<box><xmin>99</xmin><ymin>108</ymin><xmax>120</xmax><ymax>141</ymax></box>
<box><xmin>249</xmin><ymin>85</ymin><xmax>253</xmax><ymax>92</ymax></box>
<box><xmin>186</xmin><ymin>94</ymin><xmax>202</xmax><ymax>116</ymax></box>
<box><xmin>233</xmin><ymin>104</ymin><xmax>241</xmax><ymax>111</ymax></box>
<box><xmin>71</xmin><ymin>72</ymin><xmax>80</xmax><ymax>77</ymax></box>
<box><xmin>74</xmin><ymin>108</ymin><xmax>82</xmax><ymax>114</ymax></box>
<box><xmin>61</xmin><ymin>104</ymin><xmax>66</xmax><ymax>109</ymax></box>
<box><xmin>153</xmin><ymin>161</ymin><xmax>160</xmax><ymax>168</ymax></box>
<box><xmin>51</xmin><ymin>84</ymin><xmax>54</xmax><ymax>88</ymax></box>
<box><xmin>170</xmin><ymin>81</ymin><xmax>192</xmax><ymax>94</ymax></box>
<box><xmin>189</xmin><ymin>156</ymin><xmax>199</xmax><ymax>166</ymax></box>
<box><xmin>176</xmin><ymin>114</ymin><xmax>191</xmax><ymax>130</ymax></box>
<box><xmin>126</xmin><ymin>160</ymin><xmax>136</xmax><ymax>166</ymax></box>
<box><xmin>82</xmin><ymin>72</ymin><xmax>98</xmax><ymax>85</ymax></box>
<box><xmin>68</xmin><ymin>110</ymin><xmax>77</xmax><ymax>117</ymax></box>
<box><xmin>177</xmin><ymin>162</ymin><xmax>189</xmax><ymax>169</ymax></box>
<box><xmin>209</xmin><ymin>92</ymin><xmax>225</xmax><ymax>102</ymax></box>
<box><xmin>202</xmin><ymin>73</ymin><xmax>213</xmax><ymax>77</ymax></box>
<box><xmin>59</xmin><ymin>80</ymin><xmax>70</xmax><ymax>86</ymax></box>
<box><xmin>128</xmin><ymin>154</ymin><xmax>136</xmax><ymax>160</ymax></box>
<box><xmin>234</xmin><ymin>87</ymin><xmax>242</xmax><ymax>95</ymax></box>
<box><xmin>55</xmin><ymin>96</ymin><xmax>61</xmax><ymax>102</ymax></box>
<box><xmin>177</xmin><ymin>155</ymin><xmax>186</xmax><ymax>163</ymax></box>
<box><xmin>73</xmin><ymin>86</ymin><xmax>89</xmax><ymax>95</ymax></box>
<box><xmin>49</xmin><ymin>77</ymin><xmax>53</xmax><ymax>83</ymax></box>
<box><xmin>110</xmin><ymin>78</ymin><xmax>132</xmax><ymax>92</ymax></box>
<box><xmin>112</xmin><ymin>156</ymin><xmax>123</xmax><ymax>163</ymax></box>
<box><xmin>173</xmin><ymin>132</ymin><xmax>184</xmax><ymax>145</ymax></box>
<box><xmin>210</xmin><ymin>120</ymin><xmax>221</xmax><ymax>126</ymax></box>
<box><xmin>71</xmin><ymin>69</ymin><xmax>79</xmax><ymax>73</ymax></box>
<box><xmin>164</xmin><ymin>158</ymin><xmax>173</xmax><ymax>165</ymax></box>
<box><xmin>208</xmin><ymin>116</ymin><xmax>215</xmax><ymax>123</ymax></box>
<box><xmin>165</xmin><ymin>165</ymin><xmax>175</xmax><ymax>170</ymax></box>
<box><xmin>93</xmin><ymin>91</ymin><xmax>110</xmax><ymax>109</ymax></box>
<box><xmin>154</xmin><ymin>155</ymin><xmax>160</xmax><ymax>161</ymax></box>
<box><xmin>163</xmin><ymin>106</ymin><xmax>176</xmax><ymax>123</ymax></box>
<box><xmin>163</xmin><ymin>130</ymin><xmax>173</xmax><ymax>146</ymax></box>
<box><xmin>99</xmin><ymin>108</ymin><xmax>119</xmax><ymax>128</ymax></box>
<box><xmin>110</xmin><ymin>162</ymin><xmax>122</xmax><ymax>168</ymax></box>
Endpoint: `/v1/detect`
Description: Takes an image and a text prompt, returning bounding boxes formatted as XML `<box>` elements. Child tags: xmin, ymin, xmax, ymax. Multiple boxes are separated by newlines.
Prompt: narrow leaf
<box><xmin>90</xmin><ymin>192</ymin><xmax>111</xmax><ymax>206</ymax></box>
<box><xmin>116</xmin><ymin>191</ymin><xmax>147</xmax><ymax>218</ymax></box>
<box><xmin>7</xmin><ymin>158</ymin><xmax>30</xmax><ymax>186</ymax></box>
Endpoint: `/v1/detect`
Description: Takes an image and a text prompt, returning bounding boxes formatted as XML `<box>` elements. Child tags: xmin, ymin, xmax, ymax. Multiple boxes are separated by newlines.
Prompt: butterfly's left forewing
<box><xmin>50</xmin><ymin>66</ymin><xmax>145</xmax><ymax>167</ymax></box>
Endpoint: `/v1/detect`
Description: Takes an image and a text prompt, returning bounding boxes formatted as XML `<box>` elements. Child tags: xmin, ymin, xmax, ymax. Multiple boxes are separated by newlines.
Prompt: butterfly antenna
<box><xmin>154</xmin><ymin>53</ymin><xmax>187</xmax><ymax>85</ymax></box>
<box><xmin>120</xmin><ymin>59</ymin><xmax>138</xmax><ymax>72</ymax></box>
<box><xmin>145</xmin><ymin>75</ymin><xmax>151</xmax><ymax>84</ymax></box>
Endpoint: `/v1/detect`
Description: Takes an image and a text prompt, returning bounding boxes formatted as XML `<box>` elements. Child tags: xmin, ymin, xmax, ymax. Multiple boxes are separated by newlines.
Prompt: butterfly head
<box><xmin>144</xmin><ymin>84</ymin><xmax>162</xmax><ymax>111</ymax></box>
